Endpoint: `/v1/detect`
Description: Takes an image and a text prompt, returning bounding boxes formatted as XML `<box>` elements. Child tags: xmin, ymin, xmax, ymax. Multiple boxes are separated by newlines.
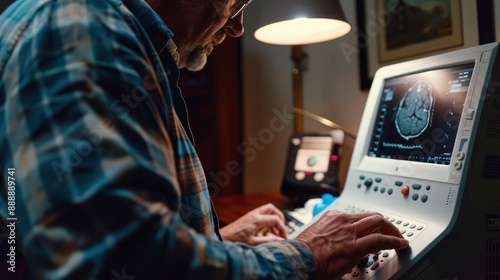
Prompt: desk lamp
<box><xmin>254</xmin><ymin>1</ymin><xmax>351</xmax><ymax>203</ymax></box>
<box><xmin>254</xmin><ymin>0</ymin><xmax>351</xmax><ymax>132</ymax></box>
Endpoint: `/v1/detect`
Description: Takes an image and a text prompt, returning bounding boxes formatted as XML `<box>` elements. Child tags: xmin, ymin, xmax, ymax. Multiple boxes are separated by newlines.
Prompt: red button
<box><xmin>401</xmin><ymin>186</ymin><xmax>410</xmax><ymax>197</ymax></box>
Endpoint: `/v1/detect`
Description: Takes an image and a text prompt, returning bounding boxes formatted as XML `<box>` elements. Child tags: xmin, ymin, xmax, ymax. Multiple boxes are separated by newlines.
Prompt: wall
<box><xmin>241</xmin><ymin>0</ymin><xmax>483</xmax><ymax>194</ymax></box>
<box><xmin>241</xmin><ymin>0</ymin><xmax>364</xmax><ymax>194</ymax></box>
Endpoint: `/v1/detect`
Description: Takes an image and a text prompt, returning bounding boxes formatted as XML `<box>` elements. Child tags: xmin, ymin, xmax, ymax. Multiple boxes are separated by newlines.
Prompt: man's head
<box><xmin>147</xmin><ymin>0</ymin><xmax>250</xmax><ymax>71</ymax></box>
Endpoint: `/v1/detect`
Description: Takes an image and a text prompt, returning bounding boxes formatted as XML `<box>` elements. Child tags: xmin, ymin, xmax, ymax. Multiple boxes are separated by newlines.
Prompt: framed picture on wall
<box><xmin>377</xmin><ymin>0</ymin><xmax>463</xmax><ymax>63</ymax></box>
<box><xmin>495</xmin><ymin>0</ymin><xmax>500</xmax><ymax>41</ymax></box>
<box><xmin>356</xmin><ymin>0</ymin><xmax>495</xmax><ymax>89</ymax></box>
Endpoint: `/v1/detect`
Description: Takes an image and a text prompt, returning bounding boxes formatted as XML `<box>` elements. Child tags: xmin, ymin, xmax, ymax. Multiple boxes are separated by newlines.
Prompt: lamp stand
<box><xmin>291</xmin><ymin>45</ymin><xmax>307</xmax><ymax>133</ymax></box>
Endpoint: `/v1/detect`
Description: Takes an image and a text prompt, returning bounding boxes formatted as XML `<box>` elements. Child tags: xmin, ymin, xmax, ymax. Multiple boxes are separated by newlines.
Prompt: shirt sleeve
<box><xmin>0</xmin><ymin>1</ymin><xmax>318</xmax><ymax>279</ymax></box>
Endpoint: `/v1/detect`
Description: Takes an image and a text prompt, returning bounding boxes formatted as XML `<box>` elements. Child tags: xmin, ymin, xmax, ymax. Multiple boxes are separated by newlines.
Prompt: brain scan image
<box><xmin>395</xmin><ymin>81</ymin><xmax>434</xmax><ymax>140</ymax></box>
<box><xmin>368</xmin><ymin>63</ymin><xmax>474</xmax><ymax>165</ymax></box>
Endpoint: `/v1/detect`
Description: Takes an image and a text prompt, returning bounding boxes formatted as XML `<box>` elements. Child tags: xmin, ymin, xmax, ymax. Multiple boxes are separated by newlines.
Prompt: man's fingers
<box><xmin>257</xmin><ymin>203</ymin><xmax>285</xmax><ymax>222</ymax></box>
<box><xmin>255</xmin><ymin>214</ymin><xmax>288</xmax><ymax>239</ymax></box>
<box><xmin>352</xmin><ymin>214</ymin><xmax>404</xmax><ymax>238</ymax></box>
<box><xmin>269</xmin><ymin>225</ymin><xmax>288</xmax><ymax>239</ymax></box>
<box><xmin>322</xmin><ymin>210</ymin><xmax>381</xmax><ymax>224</ymax></box>
<box><xmin>351</xmin><ymin>213</ymin><xmax>406</xmax><ymax>256</ymax></box>
<box><xmin>355</xmin><ymin>233</ymin><xmax>409</xmax><ymax>254</ymax></box>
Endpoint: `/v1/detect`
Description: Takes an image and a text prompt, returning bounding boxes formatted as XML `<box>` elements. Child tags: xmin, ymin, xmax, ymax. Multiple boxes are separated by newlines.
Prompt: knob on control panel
<box><xmin>364</xmin><ymin>178</ymin><xmax>373</xmax><ymax>188</ymax></box>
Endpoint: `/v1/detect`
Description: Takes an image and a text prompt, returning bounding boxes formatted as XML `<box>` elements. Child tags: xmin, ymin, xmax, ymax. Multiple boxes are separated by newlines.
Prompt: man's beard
<box><xmin>185</xmin><ymin>30</ymin><xmax>226</xmax><ymax>72</ymax></box>
<box><xmin>185</xmin><ymin>45</ymin><xmax>210</xmax><ymax>71</ymax></box>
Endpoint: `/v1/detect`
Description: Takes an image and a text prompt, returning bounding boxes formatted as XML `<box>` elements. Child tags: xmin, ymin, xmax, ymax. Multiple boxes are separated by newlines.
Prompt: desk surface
<box><xmin>212</xmin><ymin>191</ymin><xmax>294</xmax><ymax>225</ymax></box>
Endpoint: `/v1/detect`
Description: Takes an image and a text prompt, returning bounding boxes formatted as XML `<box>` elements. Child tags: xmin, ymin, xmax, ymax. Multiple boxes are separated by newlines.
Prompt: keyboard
<box><xmin>284</xmin><ymin>210</ymin><xmax>305</xmax><ymax>234</ymax></box>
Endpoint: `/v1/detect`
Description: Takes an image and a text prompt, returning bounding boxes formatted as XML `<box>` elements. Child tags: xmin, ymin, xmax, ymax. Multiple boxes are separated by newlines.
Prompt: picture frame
<box><xmin>378</xmin><ymin>0</ymin><xmax>463</xmax><ymax>63</ymax></box>
<box><xmin>495</xmin><ymin>0</ymin><xmax>500</xmax><ymax>41</ymax></box>
<box><xmin>357</xmin><ymin>0</ymin><xmax>496</xmax><ymax>90</ymax></box>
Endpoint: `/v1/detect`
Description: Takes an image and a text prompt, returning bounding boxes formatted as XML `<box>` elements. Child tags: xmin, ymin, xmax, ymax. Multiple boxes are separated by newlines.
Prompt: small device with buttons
<box><xmin>281</xmin><ymin>130</ymin><xmax>345</xmax><ymax>202</ymax></box>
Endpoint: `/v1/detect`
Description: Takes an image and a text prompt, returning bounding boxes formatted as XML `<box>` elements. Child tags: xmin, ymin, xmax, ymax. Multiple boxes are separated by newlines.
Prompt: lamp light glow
<box><xmin>255</xmin><ymin>17</ymin><xmax>351</xmax><ymax>45</ymax></box>
<box><xmin>254</xmin><ymin>0</ymin><xmax>351</xmax><ymax>45</ymax></box>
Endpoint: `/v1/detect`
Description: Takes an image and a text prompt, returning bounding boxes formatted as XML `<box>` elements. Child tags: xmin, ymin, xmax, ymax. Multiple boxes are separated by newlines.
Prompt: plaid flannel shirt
<box><xmin>0</xmin><ymin>0</ymin><xmax>316</xmax><ymax>278</ymax></box>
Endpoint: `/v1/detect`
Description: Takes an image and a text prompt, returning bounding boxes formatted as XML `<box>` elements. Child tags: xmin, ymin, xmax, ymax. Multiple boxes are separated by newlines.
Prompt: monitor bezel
<box><xmin>350</xmin><ymin>47</ymin><xmax>494</xmax><ymax>183</ymax></box>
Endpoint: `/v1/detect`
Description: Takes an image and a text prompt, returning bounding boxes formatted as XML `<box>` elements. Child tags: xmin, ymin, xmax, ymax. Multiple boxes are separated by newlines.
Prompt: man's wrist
<box><xmin>285</xmin><ymin>239</ymin><xmax>320</xmax><ymax>279</ymax></box>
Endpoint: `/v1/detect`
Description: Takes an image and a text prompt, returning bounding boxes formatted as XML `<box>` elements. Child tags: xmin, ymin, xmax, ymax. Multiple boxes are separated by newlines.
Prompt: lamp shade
<box><xmin>254</xmin><ymin>0</ymin><xmax>351</xmax><ymax>45</ymax></box>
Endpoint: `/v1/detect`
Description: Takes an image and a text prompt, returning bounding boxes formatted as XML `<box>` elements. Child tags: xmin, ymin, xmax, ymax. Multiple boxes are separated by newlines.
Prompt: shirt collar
<box><xmin>121</xmin><ymin>0</ymin><xmax>179</xmax><ymax>64</ymax></box>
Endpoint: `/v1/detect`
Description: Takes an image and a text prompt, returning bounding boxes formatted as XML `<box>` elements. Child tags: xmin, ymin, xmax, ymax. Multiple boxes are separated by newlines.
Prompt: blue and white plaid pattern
<box><xmin>0</xmin><ymin>0</ymin><xmax>316</xmax><ymax>278</ymax></box>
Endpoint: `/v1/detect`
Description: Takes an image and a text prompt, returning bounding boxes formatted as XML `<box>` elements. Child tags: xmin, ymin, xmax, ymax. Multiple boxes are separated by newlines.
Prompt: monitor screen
<box><xmin>367</xmin><ymin>63</ymin><xmax>475</xmax><ymax>165</ymax></box>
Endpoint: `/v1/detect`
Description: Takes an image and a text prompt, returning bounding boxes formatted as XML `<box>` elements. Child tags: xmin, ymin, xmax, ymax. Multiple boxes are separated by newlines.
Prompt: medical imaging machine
<box><xmin>291</xmin><ymin>42</ymin><xmax>500</xmax><ymax>279</ymax></box>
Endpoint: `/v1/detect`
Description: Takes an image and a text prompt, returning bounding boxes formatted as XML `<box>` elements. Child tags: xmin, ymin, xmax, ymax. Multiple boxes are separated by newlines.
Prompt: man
<box><xmin>0</xmin><ymin>0</ymin><xmax>409</xmax><ymax>279</ymax></box>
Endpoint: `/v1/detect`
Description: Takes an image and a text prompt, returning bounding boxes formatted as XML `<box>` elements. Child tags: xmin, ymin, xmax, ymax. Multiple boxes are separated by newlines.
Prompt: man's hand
<box><xmin>295</xmin><ymin>210</ymin><xmax>409</xmax><ymax>279</ymax></box>
<box><xmin>220</xmin><ymin>203</ymin><xmax>288</xmax><ymax>245</ymax></box>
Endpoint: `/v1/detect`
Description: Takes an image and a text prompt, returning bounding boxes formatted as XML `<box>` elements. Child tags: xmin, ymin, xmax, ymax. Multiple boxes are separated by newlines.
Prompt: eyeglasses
<box><xmin>230</xmin><ymin>0</ymin><xmax>252</xmax><ymax>19</ymax></box>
